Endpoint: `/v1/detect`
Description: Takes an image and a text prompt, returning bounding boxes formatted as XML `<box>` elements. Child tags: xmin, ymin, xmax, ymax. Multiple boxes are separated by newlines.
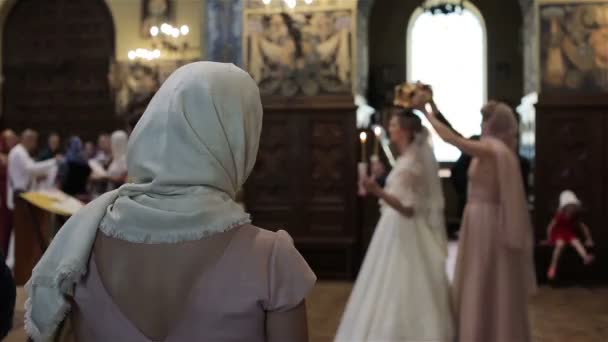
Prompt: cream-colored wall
<box><xmin>107</xmin><ymin>0</ymin><xmax>204</xmax><ymax>61</ymax></box>
<box><xmin>0</xmin><ymin>0</ymin><xmax>205</xmax><ymax>63</ymax></box>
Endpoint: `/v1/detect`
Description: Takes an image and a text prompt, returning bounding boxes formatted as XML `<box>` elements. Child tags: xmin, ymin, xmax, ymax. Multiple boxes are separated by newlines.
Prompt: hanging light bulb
<box><xmin>180</xmin><ymin>25</ymin><xmax>190</xmax><ymax>36</ymax></box>
<box><xmin>171</xmin><ymin>28</ymin><xmax>180</xmax><ymax>38</ymax></box>
<box><xmin>283</xmin><ymin>0</ymin><xmax>296</xmax><ymax>9</ymax></box>
<box><xmin>150</xmin><ymin>26</ymin><xmax>159</xmax><ymax>37</ymax></box>
<box><xmin>128</xmin><ymin>51</ymin><xmax>136</xmax><ymax>60</ymax></box>
<box><xmin>160</xmin><ymin>23</ymin><xmax>172</xmax><ymax>35</ymax></box>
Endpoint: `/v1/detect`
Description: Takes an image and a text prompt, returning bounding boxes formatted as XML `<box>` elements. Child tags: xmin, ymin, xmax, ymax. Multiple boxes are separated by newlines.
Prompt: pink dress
<box><xmin>453</xmin><ymin>139</ymin><xmax>535</xmax><ymax>342</ymax></box>
<box><xmin>72</xmin><ymin>226</ymin><xmax>316</xmax><ymax>341</ymax></box>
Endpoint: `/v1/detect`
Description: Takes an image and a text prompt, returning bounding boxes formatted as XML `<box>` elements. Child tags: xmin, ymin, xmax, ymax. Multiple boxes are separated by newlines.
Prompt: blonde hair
<box><xmin>482</xmin><ymin>101</ymin><xmax>518</xmax><ymax>150</ymax></box>
<box><xmin>481</xmin><ymin>100</ymin><xmax>499</xmax><ymax>118</ymax></box>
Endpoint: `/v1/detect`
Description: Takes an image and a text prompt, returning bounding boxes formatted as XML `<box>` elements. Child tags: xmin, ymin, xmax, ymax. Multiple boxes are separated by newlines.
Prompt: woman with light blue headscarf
<box><xmin>26</xmin><ymin>62</ymin><xmax>316</xmax><ymax>342</ymax></box>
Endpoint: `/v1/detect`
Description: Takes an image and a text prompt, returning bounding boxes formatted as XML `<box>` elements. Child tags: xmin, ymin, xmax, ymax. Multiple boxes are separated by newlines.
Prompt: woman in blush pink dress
<box><xmin>25</xmin><ymin>62</ymin><xmax>316</xmax><ymax>342</ymax></box>
<box><xmin>424</xmin><ymin>100</ymin><xmax>536</xmax><ymax>342</ymax></box>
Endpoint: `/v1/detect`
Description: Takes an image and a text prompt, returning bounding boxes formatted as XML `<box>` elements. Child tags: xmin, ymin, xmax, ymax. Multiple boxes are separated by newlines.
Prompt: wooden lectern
<box><xmin>13</xmin><ymin>191</ymin><xmax>82</xmax><ymax>285</ymax></box>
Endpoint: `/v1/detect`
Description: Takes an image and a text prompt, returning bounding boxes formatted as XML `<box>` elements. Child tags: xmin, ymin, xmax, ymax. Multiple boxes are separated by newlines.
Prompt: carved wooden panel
<box><xmin>2</xmin><ymin>0</ymin><xmax>117</xmax><ymax>141</ymax></box>
<box><xmin>311</xmin><ymin>122</ymin><xmax>346</xmax><ymax>203</ymax></box>
<box><xmin>245</xmin><ymin>96</ymin><xmax>357</xmax><ymax>278</ymax></box>
<box><xmin>535</xmin><ymin>109</ymin><xmax>604</xmax><ymax>242</ymax></box>
<box><xmin>245</xmin><ymin>117</ymin><xmax>292</xmax><ymax>230</ymax></box>
<box><xmin>247</xmin><ymin>119</ymin><xmax>291</xmax><ymax>204</ymax></box>
<box><xmin>535</xmin><ymin>95</ymin><xmax>608</xmax><ymax>283</ymax></box>
<box><xmin>307</xmin><ymin>119</ymin><xmax>356</xmax><ymax>238</ymax></box>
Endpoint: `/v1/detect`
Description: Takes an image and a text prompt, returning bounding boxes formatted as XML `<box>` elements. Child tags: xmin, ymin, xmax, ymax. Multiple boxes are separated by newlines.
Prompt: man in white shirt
<box><xmin>7</xmin><ymin>130</ymin><xmax>63</xmax><ymax>210</ymax></box>
<box><xmin>94</xmin><ymin>133</ymin><xmax>111</xmax><ymax>168</ymax></box>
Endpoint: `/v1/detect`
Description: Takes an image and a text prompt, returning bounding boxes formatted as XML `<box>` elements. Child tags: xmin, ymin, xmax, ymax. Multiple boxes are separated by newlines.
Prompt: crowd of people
<box><xmin>0</xmin><ymin>128</ymin><xmax>130</xmax><ymax>259</ymax></box>
<box><xmin>0</xmin><ymin>62</ymin><xmax>541</xmax><ymax>342</ymax></box>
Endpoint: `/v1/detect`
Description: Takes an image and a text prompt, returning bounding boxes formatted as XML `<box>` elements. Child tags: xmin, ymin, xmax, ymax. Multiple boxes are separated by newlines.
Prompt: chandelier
<box><xmin>421</xmin><ymin>0</ymin><xmax>464</xmax><ymax>15</ymax></box>
<box><xmin>128</xmin><ymin>23</ymin><xmax>191</xmax><ymax>62</ymax></box>
<box><xmin>260</xmin><ymin>0</ymin><xmax>314</xmax><ymax>9</ymax></box>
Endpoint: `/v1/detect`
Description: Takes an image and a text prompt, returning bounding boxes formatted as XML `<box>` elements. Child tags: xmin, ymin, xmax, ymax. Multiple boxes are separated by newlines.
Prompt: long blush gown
<box><xmin>453</xmin><ymin>138</ymin><xmax>535</xmax><ymax>342</ymax></box>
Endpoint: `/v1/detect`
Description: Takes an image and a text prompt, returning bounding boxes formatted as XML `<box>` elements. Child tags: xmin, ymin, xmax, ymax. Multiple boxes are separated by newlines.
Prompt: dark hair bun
<box><xmin>394</xmin><ymin>108</ymin><xmax>422</xmax><ymax>133</ymax></box>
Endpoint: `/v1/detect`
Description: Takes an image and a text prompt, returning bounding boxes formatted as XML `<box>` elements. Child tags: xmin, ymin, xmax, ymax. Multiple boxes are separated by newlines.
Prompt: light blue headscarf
<box><xmin>25</xmin><ymin>62</ymin><xmax>264</xmax><ymax>341</ymax></box>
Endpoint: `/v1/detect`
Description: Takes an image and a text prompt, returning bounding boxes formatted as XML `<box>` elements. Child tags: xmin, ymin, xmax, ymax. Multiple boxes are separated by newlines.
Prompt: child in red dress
<box><xmin>545</xmin><ymin>190</ymin><xmax>594</xmax><ymax>280</ymax></box>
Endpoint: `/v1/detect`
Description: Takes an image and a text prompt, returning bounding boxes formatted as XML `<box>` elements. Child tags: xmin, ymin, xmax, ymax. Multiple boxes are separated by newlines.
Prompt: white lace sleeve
<box><xmin>384</xmin><ymin>159</ymin><xmax>422</xmax><ymax>209</ymax></box>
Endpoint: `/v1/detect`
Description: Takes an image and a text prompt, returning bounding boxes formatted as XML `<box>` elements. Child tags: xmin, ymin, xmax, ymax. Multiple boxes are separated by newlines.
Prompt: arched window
<box><xmin>407</xmin><ymin>3</ymin><xmax>487</xmax><ymax>162</ymax></box>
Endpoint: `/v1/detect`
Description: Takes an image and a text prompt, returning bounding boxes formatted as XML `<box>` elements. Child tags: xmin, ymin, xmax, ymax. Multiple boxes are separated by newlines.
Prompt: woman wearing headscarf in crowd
<box><xmin>59</xmin><ymin>137</ymin><xmax>92</xmax><ymax>197</ymax></box>
<box><xmin>423</xmin><ymin>100</ymin><xmax>536</xmax><ymax>342</ymax></box>
<box><xmin>106</xmin><ymin>130</ymin><xmax>128</xmax><ymax>190</ymax></box>
<box><xmin>25</xmin><ymin>62</ymin><xmax>316</xmax><ymax>342</ymax></box>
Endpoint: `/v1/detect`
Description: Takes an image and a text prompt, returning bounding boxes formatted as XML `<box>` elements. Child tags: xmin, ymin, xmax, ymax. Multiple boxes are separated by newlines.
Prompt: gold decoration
<box><xmin>393</xmin><ymin>81</ymin><xmax>432</xmax><ymax>108</ymax></box>
<box><xmin>393</xmin><ymin>82</ymin><xmax>417</xmax><ymax>107</ymax></box>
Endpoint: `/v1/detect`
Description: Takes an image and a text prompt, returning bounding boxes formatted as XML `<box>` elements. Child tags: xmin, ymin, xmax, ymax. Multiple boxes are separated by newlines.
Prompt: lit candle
<box><xmin>425</xmin><ymin>103</ymin><xmax>434</xmax><ymax>116</ymax></box>
<box><xmin>373</xmin><ymin>126</ymin><xmax>382</xmax><ymax>156</ymax></box>
<box><xmin>359</xmin><ymin>131</ymin><xmax>367</xmax><ymax>162</ymax></box>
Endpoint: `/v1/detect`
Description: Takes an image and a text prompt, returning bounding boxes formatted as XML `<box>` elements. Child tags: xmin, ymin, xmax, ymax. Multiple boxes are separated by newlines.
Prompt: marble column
<box><xmin>206</xmin><ymin>0</ymin><xmax>243</xmax><ymax>66</ymax></box>
<box><xmin>520</xmin><ymin>0</ymin><xmax>539</xmax><ymax>95</ymax></box>
<box><xmin>355</xmin><ymin>0</ymin><xmax>374</xmax><ymax>98</ymax></box>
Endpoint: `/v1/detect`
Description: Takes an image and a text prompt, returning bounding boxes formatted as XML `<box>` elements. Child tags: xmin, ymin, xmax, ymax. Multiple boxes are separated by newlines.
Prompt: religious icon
<box><xmin>142</xmin><ymin>0</ymin><xmax>173</xmax><ymax>37</ymax></box>
<box><xmin>110</xmin><ymin>62</ymin><xmax>160</xmax><ymax>117</ymax></box>
<box><xmin>540</xmin><ymin>2</ymin><xmax>608</xmax><ymax>92</ymax></box>
<box><xmin>244</xmin><ymin>3</ymin><xmax>355</xmax><ymax>96</ymax></box>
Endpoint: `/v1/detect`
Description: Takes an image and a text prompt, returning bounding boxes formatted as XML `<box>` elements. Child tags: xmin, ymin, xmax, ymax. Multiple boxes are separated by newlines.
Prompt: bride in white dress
<box><xmin>335</xmin><ymin>108</ymin><xmax>454</xmax><ymax>342</ymax></box>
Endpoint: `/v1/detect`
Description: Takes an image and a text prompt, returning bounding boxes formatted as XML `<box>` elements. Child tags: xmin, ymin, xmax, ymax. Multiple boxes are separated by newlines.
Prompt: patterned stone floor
<box><xmin>7</xmin><ymin>284</ymin><xmax>608</xmax><ymax>342</ymax></box>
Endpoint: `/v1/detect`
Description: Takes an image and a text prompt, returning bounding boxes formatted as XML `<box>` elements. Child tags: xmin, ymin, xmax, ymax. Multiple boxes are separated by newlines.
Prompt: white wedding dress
<box><xmin>335</xmin><ymin>131</ymin><xmax>454</xmax><ymax>342</ymax></box>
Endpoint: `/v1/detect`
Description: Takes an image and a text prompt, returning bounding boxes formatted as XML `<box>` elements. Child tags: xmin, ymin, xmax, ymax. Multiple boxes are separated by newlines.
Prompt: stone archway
<box><xmin>2</xmin><ymin>0</ymin><xmax>117</xmax><ymax>141</ymax></box>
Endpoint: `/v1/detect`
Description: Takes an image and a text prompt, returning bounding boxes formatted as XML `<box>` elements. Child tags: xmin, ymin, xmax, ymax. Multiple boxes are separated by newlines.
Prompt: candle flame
<box><xmin>359</xmin><ymin>132</ymin><xmax>367</xmax><ymax>142</ymax></box>
<box><xmin>373</xmin><ymin>126</ymin><xmax>382</xmax><ymax>137</ymax></box>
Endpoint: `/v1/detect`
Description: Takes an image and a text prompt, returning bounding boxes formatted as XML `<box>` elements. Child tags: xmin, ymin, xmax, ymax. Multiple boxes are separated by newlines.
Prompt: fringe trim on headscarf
<box><xmin>24</xmin><ymin>297</ymin><xmax>68</xmax><ymax>342</ymax></box>
<box><xmin>98</xmin><ymin>217</ymin><xmax>252</xmax><ymax>244</ymax></box>
<box><xmin>24</xmin><ymin>263</ymin><xmax>86</xmax><ymax>341</ymax></box>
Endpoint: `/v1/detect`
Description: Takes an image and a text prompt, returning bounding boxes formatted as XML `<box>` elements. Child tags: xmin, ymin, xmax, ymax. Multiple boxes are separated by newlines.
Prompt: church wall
<box><xmin>368</xmin><ymin>0</ymin><xmax>524</xmax><ymax>108</ymax></box>
<box><xmin>106</xmin><ymin>0</ymin><xmax>204</xmax><ymax>61</ymax></box>
<box><xmin>0</xmin><ymin>0</ymin><xmax>205</xmax><ymax>63</ymax></box>
<box><xmin>0</xmin><ymin>0</ymin><xmax>206</xmax><ymax>128</ymax></box>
